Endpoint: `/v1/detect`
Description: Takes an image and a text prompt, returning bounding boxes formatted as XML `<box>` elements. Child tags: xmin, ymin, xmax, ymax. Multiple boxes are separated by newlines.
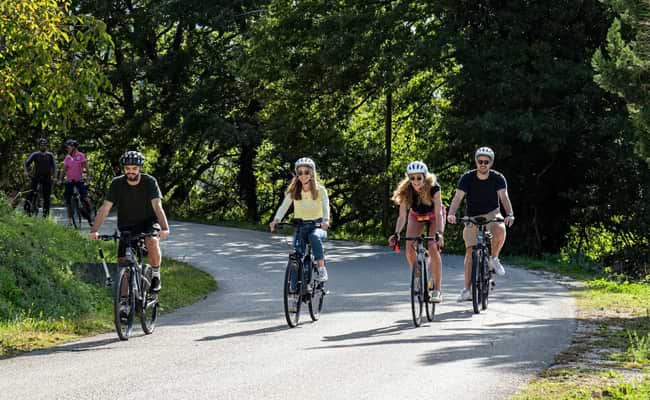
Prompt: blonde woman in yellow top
<box><xmin>269</xmin><ymin>157</ymin><xmax>330</xmax><ymax>281</ymax></box>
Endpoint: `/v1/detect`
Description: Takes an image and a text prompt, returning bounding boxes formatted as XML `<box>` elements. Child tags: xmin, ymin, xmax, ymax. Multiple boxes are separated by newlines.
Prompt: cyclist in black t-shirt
<box><xmin>388</xmin><ymin>161</ymin><xmax>445</xmax><ymax>303</ymax></box>
<box><xmin>89</xmin><ymin>151</ymin><xmax>170</xmax><ymax>292</ymax></box>
<box><xmin>447</xmin><ymin>147</ymin><xmax>514</xmax><ymax>302</ymax></box>
<box><xmin>23</xmin><ymin>138</ymin><xmax>57</xmax><ymax>217</ymax></box>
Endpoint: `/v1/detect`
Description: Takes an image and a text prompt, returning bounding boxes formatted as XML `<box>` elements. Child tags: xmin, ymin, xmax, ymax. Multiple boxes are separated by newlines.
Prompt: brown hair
<box><xmin>391</xmin><ymin>173</ymin><xmax>438</xmax><ymax>206</ymax></box>
<box><xmin>286</xmin><ymin>167</ymin><xmax>320</xmax><ymax>200</ymax></box>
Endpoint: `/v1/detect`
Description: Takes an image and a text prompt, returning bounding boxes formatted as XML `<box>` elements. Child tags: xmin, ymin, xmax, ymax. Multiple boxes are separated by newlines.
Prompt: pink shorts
<box><xmin>408</xmin><ymin>210</ymin><xmax>436</xmax><ymax>224</ymax></box>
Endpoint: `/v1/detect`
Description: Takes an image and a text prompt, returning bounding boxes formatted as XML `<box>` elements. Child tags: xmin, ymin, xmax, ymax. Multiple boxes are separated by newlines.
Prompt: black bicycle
<box><xmin>394</xmin><ymin>232</ymin><xmax>439</xmax><ymax>327</ymax></box>
<box><xmin>99</xmin><ymin>230</ymin><xmax>160</xmax><ymax>340</ymax></box>
<box><xmin>276</xmin><ymin>220</ymin><xmax>327</xmax><ymax>328</ymax></box>
<box><xmin>69</xmin><ymin>183</ymin><xmax>92</xmax><ymax>229</ymax></box>
<box><xmin>22</xmin><ymin>183</ymin><xmax>42</xmax><ymax>217</ymax></box>
<box><xmin>461</xmin><ymin>216</ymin><xmax>504</xmax><ymax>314</ymax></box>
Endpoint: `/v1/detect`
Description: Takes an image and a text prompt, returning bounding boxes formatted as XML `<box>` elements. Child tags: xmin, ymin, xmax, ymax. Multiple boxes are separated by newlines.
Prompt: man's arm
<box><xmin>152</xmin><ymin>198</ymin><xmax>170</xmax><ymax>240</ymax></box>
<box><xmin>446</xmin><ymin>189</ymin><xmax>466</xmax><ymax>224</ymax></box>
<box><xmin>89</xmin><ymin>200</ymin><xmax>114</xmax><ymax>239</ymax></box>
<box><xmin>23</xmin><ymin>153</ymin><xmax>34</xmax><ymax>176</ymax></box>
<box><xmin>498</xmin><ymin>189</ymin><xmax>515</xmax><ymax>227</ymax></box>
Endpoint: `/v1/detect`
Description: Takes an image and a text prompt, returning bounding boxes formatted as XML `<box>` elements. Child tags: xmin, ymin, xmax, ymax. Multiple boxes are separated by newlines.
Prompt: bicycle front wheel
<box><xmin>309</xmin><ymin>267</ymin><xmax>325</xmax><ymax>322</ymax></box>
<box><xmin>411</xmin><ymin>262</ymin><xmax>424</xmax><ymax>327</ymax></box>
<box><xmin>71</xmin><ymin>200</ymin><xmax>82</xmax><ymax>229</ymax></box>
<box><xmin>424</xmin><ymin>263</ymin><xmax>435</xmax><ymax>322</ymax></box>
<box><xmin>283</xmin><ymin>259</ymin><xmax>301</xmax><ymax>327</ymax></box>
<box><xmin>114</xmin><ymin>267</ymin><xmax>135</xmax><ymax>340</ymax></box>
<box><xmin>471</xmin><ymin>249</ymin><xmax>482</xmax><ymax>314</ymax></box>
<box><xmin>481</xmin><ymin>256</ymin><xmax>490</xmax><ymax>311</ymax></box>
<box><xmin>140</xmin><ymin>265</ymin><xmax>159</xmax><ymax>334</ymax></box>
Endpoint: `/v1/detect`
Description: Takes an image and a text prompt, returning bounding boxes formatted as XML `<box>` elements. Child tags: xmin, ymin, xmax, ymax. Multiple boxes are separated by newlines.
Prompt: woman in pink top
<box><xmin>59</xmin><ymin>139</ymin><xmax>93</xmax><ymax>225</ymax></box>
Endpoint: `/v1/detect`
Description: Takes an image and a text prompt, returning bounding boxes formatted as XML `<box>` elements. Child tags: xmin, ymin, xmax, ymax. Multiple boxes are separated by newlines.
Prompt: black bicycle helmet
<box><xmin>38</xmin><ymin>138</ymin><xmax>48</xmax><ymax>146</ymax></box>
<box><xmin>119</xmin><ymin>150</ymin><xmax>145</xmax><ymax>167</ymax></box>
<box><xmin>65</xmin><ymin>139</ymin><xmax>79</xmax><ymax>147</ymax></box>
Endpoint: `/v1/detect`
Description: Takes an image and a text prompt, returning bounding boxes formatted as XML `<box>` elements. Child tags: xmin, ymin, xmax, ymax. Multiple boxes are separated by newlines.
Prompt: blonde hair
<box><xmin>286</xmin><ymin>167</ymin><xmax>320</xmax><ymax>200</ymax></box>
<box><xmin>391</xmin><ymin>173</ymin><xmax>438</xmax><ymax>206</ymax></box>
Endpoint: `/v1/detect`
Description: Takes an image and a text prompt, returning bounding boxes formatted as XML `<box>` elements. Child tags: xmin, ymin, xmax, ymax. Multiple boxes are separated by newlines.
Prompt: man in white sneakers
<box><xmin>447</xmin><ymin>147</ymin><xmax>515</xmax><ymax>301</ymax></box>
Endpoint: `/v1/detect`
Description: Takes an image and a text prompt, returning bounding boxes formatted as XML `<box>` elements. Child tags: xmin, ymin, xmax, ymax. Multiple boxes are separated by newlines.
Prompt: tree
<box><xmin>593</xmin><ymin>0</ymin><xmax>650</xmax><ymax>159</ymax></box>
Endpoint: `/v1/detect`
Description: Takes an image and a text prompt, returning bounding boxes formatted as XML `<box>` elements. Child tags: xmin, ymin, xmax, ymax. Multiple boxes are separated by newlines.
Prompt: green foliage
<box><xmin>0</xmin><ymin>0</ymin><xmax>111</xmax><ymax>137</ymax></box>
<box><xmin>593</xmin><ymin>0</ymin><xmax>650</xmax><ymax>160</ymax></box>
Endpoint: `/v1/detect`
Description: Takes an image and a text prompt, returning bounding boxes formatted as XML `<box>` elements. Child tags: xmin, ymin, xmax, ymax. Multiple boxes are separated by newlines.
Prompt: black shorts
<box><xmin>117</xmin><ymin>220</ymin><xmax>160</xmax><ymax>258</ymax></box>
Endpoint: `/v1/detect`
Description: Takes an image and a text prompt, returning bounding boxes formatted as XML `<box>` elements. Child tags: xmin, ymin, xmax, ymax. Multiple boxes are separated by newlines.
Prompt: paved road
<box><xmin>0</xmin><ymin>219</ymin><xmax>575</xmax><ymax>400</ymax></box>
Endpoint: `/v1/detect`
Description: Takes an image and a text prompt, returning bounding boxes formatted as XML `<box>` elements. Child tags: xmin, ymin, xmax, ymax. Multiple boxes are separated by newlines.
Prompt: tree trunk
<box><xmin>383</xmin><ymin>90</ymin><xmax>392</xmax><ymax>234</ymax></box>
<box><xmin>238</xmin><ymin>142</ymin><xmax>258</xmax><ymax>221</ymax></box>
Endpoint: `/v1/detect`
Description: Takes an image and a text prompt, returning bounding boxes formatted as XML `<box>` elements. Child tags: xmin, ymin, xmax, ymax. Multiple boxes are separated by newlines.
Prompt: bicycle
<box><xmin>98</xmin><ymin>230</ymin><xmax>160</xmax><ymax>340</ymax></box>
<box><xmin>393</xmin><ymin>230</ymin><xmax>439</xmax><ymax>327</ymax></box>
<box><xmin>68</xmin><ymin>182</ymin><xmax>92</xmax><ymax>229</ymax></box>
<box><xmin>276</xmin><ymin>220</ymin><xmax>328</xmax><ymax>328</ymax></box>
<box><xmin>21</xmin><ymin>182</ymin><xmax>42</xmax><ymax>217</ymax></box>
<box><xmin>461</xmin><ymin>216</ymin><xmax>504</xmax><ymax>314</ymax></box>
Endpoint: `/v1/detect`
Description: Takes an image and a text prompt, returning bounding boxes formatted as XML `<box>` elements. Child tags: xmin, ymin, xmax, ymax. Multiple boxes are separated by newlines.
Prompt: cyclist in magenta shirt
<box><xmin>59</xmin><ymin>139</ymin><xmax>93</xmax><ymax>225</ymax></box>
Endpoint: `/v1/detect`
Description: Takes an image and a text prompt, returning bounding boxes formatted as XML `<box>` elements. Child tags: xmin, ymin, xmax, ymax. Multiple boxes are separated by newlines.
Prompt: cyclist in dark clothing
<box><xmin>89</xmin><ymin>151</ymin><xmax>170</xmax><ymax>292</ymax></box>
<box><xmin>23</xmin><ymin>138</ymin><xmax>57</xmax><ymax>217</ymax></box>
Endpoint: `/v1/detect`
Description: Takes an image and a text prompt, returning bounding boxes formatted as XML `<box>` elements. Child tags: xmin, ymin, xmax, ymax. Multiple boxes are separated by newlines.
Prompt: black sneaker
<box><xmin>150</xmin><ymin>276</ymin><xmax>161</xmax><ymax>292</ymax></box>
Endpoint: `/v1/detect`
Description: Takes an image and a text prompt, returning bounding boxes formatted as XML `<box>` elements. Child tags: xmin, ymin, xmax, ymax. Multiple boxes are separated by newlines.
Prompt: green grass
<box><xmin>0</xmin><ymin>198</ymin><xmax>216</xmax><ymax>358</ymax></box>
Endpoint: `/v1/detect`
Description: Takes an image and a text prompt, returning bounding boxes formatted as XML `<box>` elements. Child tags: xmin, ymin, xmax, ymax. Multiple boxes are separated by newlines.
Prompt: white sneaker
<box><xmin>431</xmin><ymin>290</ymin><xmax>442</xmax><ymax>303</ymax></box>
<box><xmin>457</xmin><ymin>288</ymin><xmax>471</xmax><ymax>302</ymax></box>
<box><xmin>488</xmin><ymin>256</ymin><xmax>506</xmax><ymax>276</ymax></box>
<box><xmin>316</xmin><ymin>266</ymin><xmax>328</xmax><ymax>282</ymax></box>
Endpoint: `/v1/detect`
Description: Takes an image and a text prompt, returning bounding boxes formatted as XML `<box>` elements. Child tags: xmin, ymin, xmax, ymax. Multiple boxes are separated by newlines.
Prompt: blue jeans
<box><xmin>293</xmin><ymin>224</ymin><xmax>326</xmax><ymax>261</ymax></box>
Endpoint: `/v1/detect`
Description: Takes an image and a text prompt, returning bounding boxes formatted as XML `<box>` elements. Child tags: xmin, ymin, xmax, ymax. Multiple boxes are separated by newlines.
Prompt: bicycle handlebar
<box><xmin>460</xmin><ymin>216</ymin><xmax>505</xmax><ymax>226</ymax></box>
<box><xmin>97</xmin><ymin>230</ymin><xmax>159</xmax><ymax>241</ymax></box>
<box><xmin>276</xmin><ymin>220</ymin><xmax>323</xmax><ymax>229</ymax></box>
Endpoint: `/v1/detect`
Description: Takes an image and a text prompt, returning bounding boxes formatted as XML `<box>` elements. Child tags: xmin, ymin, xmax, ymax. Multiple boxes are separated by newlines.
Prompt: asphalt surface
<box><xmin>0</xmin><ymin>218</ymin><xmax>576</xmax><ymax>400</ymax></box>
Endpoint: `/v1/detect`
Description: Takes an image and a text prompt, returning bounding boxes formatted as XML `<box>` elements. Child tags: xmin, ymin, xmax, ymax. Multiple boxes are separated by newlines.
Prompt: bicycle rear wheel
<box><xmin>309</xmin><ymin>265</ymin><xmax>325</xmax><ymax>321</ymax></box>
<box><xmin>140</xmin><ymin>265</ymin><xmax>159</xmax><ymax>334</ymax></box>
<box><xmin>424</xmin><ymin>262</ymin><xmax>435</xmax><ymax>322</ymax></box>
<box><xmin>471</xmin><ymin>249</ymin><xmax>482</xmax><ymax>314</ymax></box>
<box><xmin>411</xmin><ymin>262</ymin><xmax>424</xmax><ymax>327</ymax></box>
<box><xmin>283</xmin><ymin>258</ymin><xmax>301</xmax><ymax>327</ymax></box>
<box><xmin>114</xmin><ymin>267</ymin><xmax>135</xmax><ymax>340</ymax></box>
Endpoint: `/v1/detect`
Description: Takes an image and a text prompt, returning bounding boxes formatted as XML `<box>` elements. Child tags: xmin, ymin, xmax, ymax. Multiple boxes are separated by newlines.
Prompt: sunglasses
<box><xmin>477</xmin><ymin>159</ymin><xmax>491</xmax><ymax>165</ymax></box>
<box><xmin>409</xmin><ymin>175</ymin><xmax>423</xmax><ymax>182</ymax></box>
<box><xmin>297</xmin><ymin>169</ymin><xmax>311</xmax><ymax>176</ymax></box>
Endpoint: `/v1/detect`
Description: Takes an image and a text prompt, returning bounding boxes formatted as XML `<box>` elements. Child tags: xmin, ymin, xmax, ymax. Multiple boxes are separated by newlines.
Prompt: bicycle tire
<box><xmin>114</xmin><ymin>267</ymin><xmax>135</xmax><ymax>340</ymax></box>
<box><xmin>33</xmin><ymin>189</ymin><xmax>41</xmax><ymax>217</ymax></box>
<box><xmin>411</xmin><ymin>262</ymin><xmax>424</xmax><ymax>327</ymax></box>
<box><xmin>283</xmin><ymin>258</ymin><xmax>301</xmax><ymax>327</ymax></box>
<box><xmin>308</xmin><ymin>264</ymin><xmax>325</xmax><ymax>321</ymax></box>
<box><xmin>140</xmin><ymin>265</ymin><xmax>159</xmax><ymax>334</ymax></box>
<box><xmin>481</xmin><ymin>255</ymin><xmax>489</xmax><ymax>311</ymax></box>
<box><xmin>71</xmin><ymin>199</ymin><xmax>82</xmax><ymax>229</ymax></box>
<box><xmin>471</xmin><ymin>248</ymin><xmax>481</xmax><ymax>314</ymax></box>
<box><xmin>424</xmin><ymin>260</ymin><xmax>435</xmax><ymax>322</ymax></box>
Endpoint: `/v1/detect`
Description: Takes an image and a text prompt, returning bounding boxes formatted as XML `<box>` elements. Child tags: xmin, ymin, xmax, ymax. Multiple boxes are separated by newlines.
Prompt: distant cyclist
<box><xmin>388</xmin><ymin>161</ymin><xmax>444</xmax><ymax>303</ymax></box>
<box><xmin>23</xmin><ymin>138</ymin><xmax>57</xmax><ymax>217</ymax></box>
<box><xmin>447</xmin><ymin>147</ymin><xmax>515</xmax><ymax>302</ymax></box>
<box><xmin>89</xmin><ymin>151</ymin><xmax>170</xmax><ymax>292</ymax></box>
<box><xmin>269</xmin><ymin>157</ymin><xmax>330</xmax><ymax>282</ymax></box>
<box><xmin>59</xmin><ymin>139</ymin><xmax>93</xmax><ymax>225</ymax></box>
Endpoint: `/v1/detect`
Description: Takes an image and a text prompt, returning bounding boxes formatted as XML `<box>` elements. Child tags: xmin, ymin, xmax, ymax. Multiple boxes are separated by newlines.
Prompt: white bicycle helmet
<box><xmin>406</xmin><ymin>161</ymin><xmax>428</xmax><ymax>175</ymax></box>
<box><xmin>295</xmin><ymin>157</ymin><xmax>316</xmax><ymax>171</ymax></box>
<box><xmin>475</xmin><ymin>146</ymin><xmax>495</xmax><ymax>161</ymax></box>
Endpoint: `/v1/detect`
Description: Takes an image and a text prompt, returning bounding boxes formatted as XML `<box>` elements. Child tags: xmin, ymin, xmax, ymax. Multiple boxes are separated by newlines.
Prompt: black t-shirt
<box><xmin>457</xmin><ymin>169</ymin><xmax>507</xmax><ymax>216</ymax></box>
<box><xmin>410</xmin><ymin>184</ymin><xmax>441</xmax><ymax>214</ymax></box>
<box><xmin>105</xmin><ymin>174</ymin><xmax>162</xmax><ymax>228</ymax></box>
<box><xmin>25</xmin><ymin>151</ymin><xmax>56</xmax><ymax>178</ymax></box>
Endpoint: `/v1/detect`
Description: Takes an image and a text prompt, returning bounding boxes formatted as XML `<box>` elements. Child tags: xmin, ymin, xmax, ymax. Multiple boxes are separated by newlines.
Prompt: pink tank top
<box><xmin>64</xmin><ymin>151</ymin><xmax>87</xmax><ymax>182</ymax></box>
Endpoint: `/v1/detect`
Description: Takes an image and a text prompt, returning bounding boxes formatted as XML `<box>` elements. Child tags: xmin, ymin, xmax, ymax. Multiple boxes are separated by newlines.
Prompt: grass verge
<box><xmin>510</xmin><ymin>257</ymin><xmax>650</xmax><ymax>399</ymax></box>
<box><xmin>0</xmin><ymin>203</ymin><xmax>216</xmax><ymax>358</ymax></box>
